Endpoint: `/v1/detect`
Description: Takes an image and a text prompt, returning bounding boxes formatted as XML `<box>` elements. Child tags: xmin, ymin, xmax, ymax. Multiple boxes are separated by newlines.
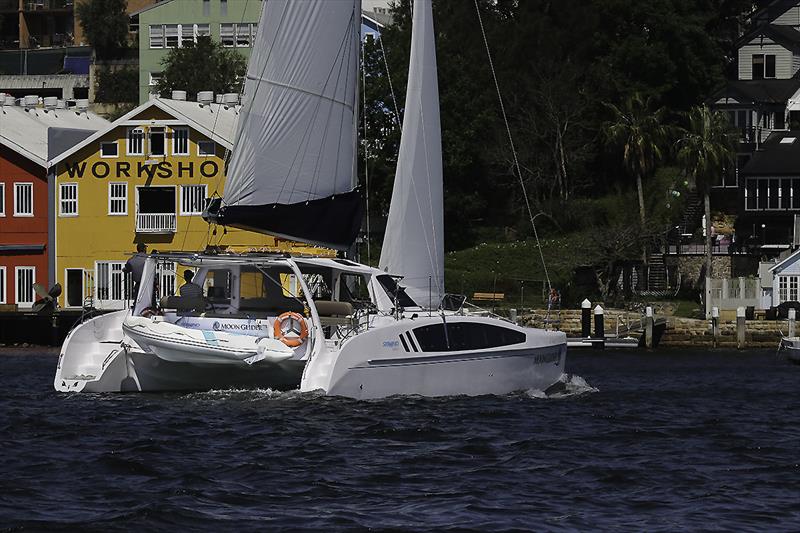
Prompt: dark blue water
<box><xmin>1</xmin><ymin>348</ymin><xmax>799</xmax><ymax>531</ymax></box>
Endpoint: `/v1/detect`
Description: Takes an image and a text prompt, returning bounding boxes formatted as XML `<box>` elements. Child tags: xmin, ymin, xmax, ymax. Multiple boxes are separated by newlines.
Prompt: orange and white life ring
<box><xmin>274</xmin><ymin>312</ymin><xmax>308</xmax><ymax>348</ymax></box>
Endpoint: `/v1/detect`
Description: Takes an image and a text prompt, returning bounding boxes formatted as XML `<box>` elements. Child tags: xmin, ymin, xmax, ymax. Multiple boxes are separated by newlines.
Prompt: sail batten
<box><xmin>215</xmin><ymin>0</ymin><xmax>362</xmax><ymax>249</ymax></box>
<box><xmin>379</xmin><ymin>0</ymin><xmax>444</xmax><ymax>308</ymax></box>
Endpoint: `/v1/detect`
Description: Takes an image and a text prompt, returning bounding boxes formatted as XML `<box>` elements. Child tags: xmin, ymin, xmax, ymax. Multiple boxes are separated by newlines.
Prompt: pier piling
<box><xmin>581</xmin><ymin>299</ymin><xmax>591</xmax><ymax>337</ymax></box>
<box><xmin>593</xmin><ymin>304</ymin><xmax>604</xmax><ymax>350</ymax></box>
<box><xmin>737</xmin><ymin>306</ymin><xmax>746</xmax><ymax>349</ymax></box>
<box><xmin>789</xmin><ymin>309</ymin><xmax>796</xmax><ymax>338</ymax></box>
<box><xmin>711</xmin><ymin>306</ymin><xmax>720</xmax><ymax>347</ymax></box>
<box><xmin>645</xmin><ymin>306</ymin><xmax>654</xmax><ymax>349</ymax></box>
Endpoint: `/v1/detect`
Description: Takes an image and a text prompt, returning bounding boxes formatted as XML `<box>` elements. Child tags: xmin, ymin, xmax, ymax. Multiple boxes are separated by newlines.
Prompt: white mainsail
<box><xmin>213</xmin><ymin>0</ymin><xmax>363</xmax><ymax>249</ymax></box>
<box><xmin>379</xmin><ymin>0</ymin><xmax>444</xmax><ymax>308</ymax></box>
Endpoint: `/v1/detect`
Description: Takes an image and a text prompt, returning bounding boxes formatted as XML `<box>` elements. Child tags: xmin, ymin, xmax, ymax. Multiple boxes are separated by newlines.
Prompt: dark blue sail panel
<box><xmin>206</xmin><ymin>190</ymin><xmax>363</xmax><ymax>251</ymax></box>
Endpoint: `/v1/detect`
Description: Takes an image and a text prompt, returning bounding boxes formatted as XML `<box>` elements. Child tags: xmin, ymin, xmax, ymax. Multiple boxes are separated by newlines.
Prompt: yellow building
<box><xmin>48</xmin><ymin>95</ymin><xmax>328</xmax><ymax>309</ymax></box>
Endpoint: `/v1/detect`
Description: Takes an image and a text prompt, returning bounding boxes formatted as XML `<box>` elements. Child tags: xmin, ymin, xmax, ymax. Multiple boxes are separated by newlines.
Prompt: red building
<box><xmin>0</xmin><ymin>95</ymin><xmax>107</xmax><ymax>309</ymax></box>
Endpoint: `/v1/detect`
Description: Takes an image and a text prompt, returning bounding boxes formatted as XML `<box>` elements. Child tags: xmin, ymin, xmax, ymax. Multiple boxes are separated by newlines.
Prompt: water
<box><xmin>1</xmin><ymin>348</ymin><xmax>799</xmax><ymax>531</ymax></box>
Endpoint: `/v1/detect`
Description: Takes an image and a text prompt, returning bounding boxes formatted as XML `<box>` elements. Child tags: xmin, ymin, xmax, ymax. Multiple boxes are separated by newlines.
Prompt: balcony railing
<box><xmin>136</xmin><ymin>213</ymin><xmax>176</xmax><ymax>234</ymax></box>
<box><xmin>23</xmin><ymin>0</ymin><xmax>72</xmax><ymax>11</ymax></box>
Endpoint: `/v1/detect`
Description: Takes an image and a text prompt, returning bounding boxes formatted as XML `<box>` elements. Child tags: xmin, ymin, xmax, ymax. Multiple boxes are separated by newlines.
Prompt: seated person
<box><xmin>179</xmin><ymin>269</ymin><xmax>204</xmax><ymax>298</ymax></box>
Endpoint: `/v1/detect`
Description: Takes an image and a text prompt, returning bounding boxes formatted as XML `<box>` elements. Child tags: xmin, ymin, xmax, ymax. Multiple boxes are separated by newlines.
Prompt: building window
<box><xmin>196</xmin><ymin>23</ymin><xmax>211</xmax><ymax>38</ymax></box>
<box><xmin>172</xmin><ymin>127</ymin><xmax>189</xmax><ymax>155</ymax></box>
<box><xmin>149</xmin><ymin>72</ymin><xmax>162</xmax><ymax>88</ymax></box>
<box><xmin>149</xmin><ymin>25</ymin><xmax>164</xmax><ymax>48</ymax></box>
<box><xmin>15</xmin><ymin>266</ymin><xmax>35</xmax><ymax>307</ymax></box>
<box><xmin>198</xmin><ymin>140</ymin><xmax>216</xmax><ymax>156</ymax></box>
<box><xmin>221</xmin><ymin>0</ymin><xmax>228</xmax><ymax>16</ymax></box>
<box><xmin>96</xmin><ymin>261</ymin><xmax>127</xmax><ymax>304</ymax></box>
<box><xmin>157</xmin><ymin>262</ymin><xmax>176</xmax><ymax>299</ymax></box>
<box><xmin>0</xmin><ymin>266</ymin><xmax>5</xmax><ymax>304</ymax></box>
<box><xmin>100</xmin><ymin>142</ymin><xmax>118</xmax><ymax>158</ymax></box>
<box><xmin>13</xmin><ymin>182</ymin><xmax>33</xmax><ymax>216</ymax></box>
<box><xmin>181</xmin><ymin>24</ymin><xmax>194</xmax><ymax>47</ymax></box>
<box><xmin>181</xmin><ymin>184</ymin><xmax>208</xmax><ymax>215</ymax></box>
<box><xmin>236</xmin><ymin>23</ymin><xmax>253</xmax><ymax>47</ymax></box>
<box><xmin>127</xmin><ymin>128</ymin><xmax>144</xmax><ymax>155</ymax></box>
<box><xmin>109</xmin><ymin>182</ymin><xmax>128</xmax><ymax>215</ymax></box>
<box><xmin>59</xmin><ymin>183</ymin><xmax>78</xmax><ymax>216</ymax></box>
<box><xmin>165</xmin><ymin>24</ymin><xmax>179</xmax><ymax>48</ymax></box>
<box><xmin>0</xmin><ymin>183</ymin><xmax>4</xmax><ymax>216</ymax></box>
<box><xmin>753</xmin><ymin>54</ymin><xmax>776</xmax><ymax>79</ymax></box>
<box><xmin>203</xmin><ymin>0</ymin><xmax>210</xmax><ymax>16</ymax></box>
<box><xmin>791</xmin><ymin>276</ymin><xmax>799</xmax><ymax>301</ymax></box>
<box><xmin>149</xmin><ymin>127</ymin><xmax>166</xmax><ymax>157</ymax></box>
<box><xmin>220</xmin><ymin>23</ymin><xmax>235</xmax><ymax>47</ymax></box>
<box><xmin>136</xmin><ymin>186</ymin><xmax>177</xmax><ymax>233</ymax></box>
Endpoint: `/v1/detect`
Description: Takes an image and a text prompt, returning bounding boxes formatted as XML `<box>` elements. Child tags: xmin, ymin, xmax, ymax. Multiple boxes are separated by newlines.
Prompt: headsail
<box><xmin>379</xmin><ymin>0</ymin><xmax>444</xmax><ymax>309</ymax></box>
<box><xmin>208</xmin><ymin>0</ymin><xmax>362</xmax><ymax>250</ymax></box>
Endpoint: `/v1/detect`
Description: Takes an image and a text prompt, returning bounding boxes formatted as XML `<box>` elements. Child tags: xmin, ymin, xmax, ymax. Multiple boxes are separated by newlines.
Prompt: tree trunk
<box><xmin>704</xmin><ymin>190</ymin><xmax>713</xmax><ymax>281</ymax></box>
<box><xmin>636</xmin><ymin>173</ymin><xmax>648</xmax><ymax>289</ymax></box>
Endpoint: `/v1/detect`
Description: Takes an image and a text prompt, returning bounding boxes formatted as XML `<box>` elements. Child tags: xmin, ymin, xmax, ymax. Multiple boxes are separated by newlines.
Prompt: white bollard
<box><xmin>737</xmin><ymin>306</ymin><xmax>746</xmax><ymax>350</ymax></box>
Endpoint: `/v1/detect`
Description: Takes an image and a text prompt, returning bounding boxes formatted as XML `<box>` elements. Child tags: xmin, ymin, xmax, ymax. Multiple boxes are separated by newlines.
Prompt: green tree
<box><xmin>603</xmin><ymin>93</ymin><xmax>669</xmax><ymax>232</ymax></box>
<box><xmin>676</xmin><ymin>104</ymin><xmax>736</xmax><ymax>291</ymax></box>
<box><xmin>155</xmin><ymin>37</ymin><xmax>247</xmax><ymax>101</ymax></box>
<box><xmin>76</xmin><ymin>0</ymin><xmax>129</xmax><ymax>59</ymax></box>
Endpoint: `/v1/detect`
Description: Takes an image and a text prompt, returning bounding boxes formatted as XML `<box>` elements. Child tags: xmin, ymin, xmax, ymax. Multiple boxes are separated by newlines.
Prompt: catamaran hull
<box><xmin>779</xmin><ymin>336</ymin><xmax>800</xmax><ymax>364</ymax></box>
<box><xmin>301</xmin><ymin>318</ymin><xmax>567</xmax><ymax>400</ymax></box>
<box><xmin>55</xmin><ymin>311</ymin><xmax>304</xmax><ymax>393</ymax></box>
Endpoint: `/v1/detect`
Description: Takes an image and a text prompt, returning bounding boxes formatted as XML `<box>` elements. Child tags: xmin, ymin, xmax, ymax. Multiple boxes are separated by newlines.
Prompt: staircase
<box><xmin>647</xmin><ymin>253</ymin><xmax>668</xmax><ymax>292</ymax></box>
<box><xmin>679</xmin><ymin>190</ymin><xmax>703</xmax><ymax>236</ymax></box>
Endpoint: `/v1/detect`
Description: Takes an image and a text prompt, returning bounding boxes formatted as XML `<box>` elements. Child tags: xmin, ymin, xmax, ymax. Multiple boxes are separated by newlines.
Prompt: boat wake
<box><xmin>525</xmin><ymin>373</ymin><xmax>598</xmax><ymax>399</ymax></box>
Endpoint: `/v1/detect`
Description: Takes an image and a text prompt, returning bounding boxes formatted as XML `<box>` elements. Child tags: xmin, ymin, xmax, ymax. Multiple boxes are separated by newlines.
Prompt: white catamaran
<box><xmin>54</xmin><ymin>0</ymin><xmax>567</xmax><ymax>398</ymax></box>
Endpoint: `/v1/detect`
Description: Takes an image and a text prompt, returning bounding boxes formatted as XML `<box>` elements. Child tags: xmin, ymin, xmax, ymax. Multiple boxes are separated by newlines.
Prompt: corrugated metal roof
<box><xmin>0</xmin><ymin>102</ymin><xmax>109</xmax><ymax>167</ymax></box>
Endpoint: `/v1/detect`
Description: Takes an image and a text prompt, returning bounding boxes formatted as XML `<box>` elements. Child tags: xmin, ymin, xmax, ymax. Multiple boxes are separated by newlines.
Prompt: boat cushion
<box><xmin>315</xmin><ymin>300</ymin><xmax>353</xmax><ymax>317</ymax></box>
<box><xmin>160</xmin><ymin>295</ymin><xmax>206</xmax><ymax>312</ymax></box>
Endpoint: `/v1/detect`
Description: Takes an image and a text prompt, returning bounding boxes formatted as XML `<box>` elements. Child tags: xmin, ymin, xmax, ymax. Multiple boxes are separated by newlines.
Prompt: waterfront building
<box><xmin>46</xmin><ymin>93</ymin><xmax>319</xmax><ymax>310</ymax></box>
<box><xmin>0</xmin><ymin>95</ymin><xmax>108</xmax><ymax>309</ymax></box>
<box><xmin>132</xmin><ymin>0</ymin><xmax>264</xmax><ymax>104</ymax></box>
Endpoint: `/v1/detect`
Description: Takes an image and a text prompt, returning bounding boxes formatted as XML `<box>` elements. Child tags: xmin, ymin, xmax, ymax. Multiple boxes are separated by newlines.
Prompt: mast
<box><xmin>379</xmin><ymin>0</ymin><xmax>444</xmax><ymax>309</ymax></box>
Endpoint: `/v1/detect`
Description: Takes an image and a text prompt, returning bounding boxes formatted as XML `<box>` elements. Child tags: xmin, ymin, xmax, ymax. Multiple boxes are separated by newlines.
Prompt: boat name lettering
<box><xmin>63</xmin><ymin>160</ymin><xmax>220</xmax><ymax>180</ymax></box>
<box><xmin>382</xmin><ymin>340</ymin><xmax>400</xmax><ymax>349</ymax></box>
<box><xmin>534</xmin><ymin>352</ymin><xmax>560</xmax><ymax>365</ymax></box>
<box><xmin>212</xmin><ymin>321</ymin><xmax>266</xmax><ymax>331</ymax></box>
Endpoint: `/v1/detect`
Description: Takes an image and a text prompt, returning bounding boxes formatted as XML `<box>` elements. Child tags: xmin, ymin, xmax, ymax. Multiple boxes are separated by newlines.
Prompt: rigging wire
<box><xmin>361</xmin><ymin>35</ymin><xmax>372</xmax><ymax>265</ymax></box>
<box><xmin>378</xmin><ymin>34</ymin><xmax>402</xmax><ymax>128</ymax></box>
<box><xmin>473</xmin><ymin>0</ymin><xmax>552</xmax><ymax>292</ymax></box>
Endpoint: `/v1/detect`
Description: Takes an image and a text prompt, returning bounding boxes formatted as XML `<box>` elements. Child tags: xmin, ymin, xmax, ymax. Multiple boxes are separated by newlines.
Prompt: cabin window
<box><xmin>149</xmin><ymin>25</ymin><xmax>164</xmax><ymax>48</ymax></box>
<box><xmin>59</xmin><ymin>183</ymin><xmax>78</xmax><ymax>216</ymax></box>
<box><xmin>198</xmin><ymin>140</ymin><xmax>215</xmax><ymax>156</ymax></box>
<box><xmin>0</xmin><ymin>266</ymin><xmax>6</xmax><ymax>304</ymax></box>
<box><xmin>339</xmin><ymin>273</ymin><xmax>370</xmax><ymax>302</ymax></box>
<box><xmin>206</xmin><ymin>269</ymin><xmax>232</xmax><ymax>303</ymax></box>
<box><xmin>220</xmin><ymin>23</ymin><xmax>235</xmax><ymax>47</ymax></box>
<box><xmin>15</xmin><ymin>266</ymin><xmax>35</xmax><ymax>307</ymax></box>
<box><xmin>412</xmin><ymin>323</ymin><xmax>526</xmax><ymax>352</ymax></box>
<box><xmin>172</xmin><ymin>127</ymin><xmax>189</xmax><ymax>155</ymax></box>
<box><xmin>376</xmin><ymin>274</ymin><xmax>417</xmax><ymax>308</ymax></box>
<box><xmin>180</xmin><ymin>185</ymin><xmax>208</xmax><ymax>215</ymax></box>
<box><xmin>0</xmin><ymin>183</ymin><xmax>5</xmax><ymax>216</ymax></box>
<box><xmin>13</xmin><ymin>182</ymin><xmax>33</xmax><ymax>216</ymax></box>
<box><xmin>149</xmin><ymin>127</ymin><xmax>166</xmax><ymax>157</ymax></box>
<box><xmin>127</xmin><ymin>128</ymin><xmax>144</xmax><ymax>155</ymax></box>
<box><xmin>109</xmin><ymin>182</ymin><xmax>128</xmax><ymax>215</ymax></box>
<box><xmin>100</xmin><ymin>141</ymin><xmax>118</xmax><ymax>158</ymax></box>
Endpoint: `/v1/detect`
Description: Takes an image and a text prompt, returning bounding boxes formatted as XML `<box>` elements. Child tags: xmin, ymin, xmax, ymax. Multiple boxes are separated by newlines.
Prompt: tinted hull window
<box><xmin>413</xmin><ymin>322</ymin><xmax>526</xmax><ymax>352</ymax></box>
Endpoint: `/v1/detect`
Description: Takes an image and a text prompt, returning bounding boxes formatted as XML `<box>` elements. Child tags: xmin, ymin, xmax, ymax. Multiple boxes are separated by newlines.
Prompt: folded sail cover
<box><xmin>218</xmin><ymin>0</ymin><xmax>362</xmax><ymax>249</ymax></box>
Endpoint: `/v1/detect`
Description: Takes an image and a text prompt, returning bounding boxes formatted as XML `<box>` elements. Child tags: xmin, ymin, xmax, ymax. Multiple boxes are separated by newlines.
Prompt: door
<box><xmin>65</xmin><ymin>268</ymin><xmax>85</xmax><ymax>308</ymax></box>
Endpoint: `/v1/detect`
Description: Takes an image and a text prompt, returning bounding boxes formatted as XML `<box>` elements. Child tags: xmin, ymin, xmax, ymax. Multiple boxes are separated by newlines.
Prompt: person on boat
<box><xmin>123</xmin><ymin>243</ymin><xmax>147</xmax><ymax>299</ymax></box>
<box><xmin>179</xmin><ymin>270</ymin><xmax>203</xmax><ymax>298</ymax></box>
<box><xmin>547</xmin><ymin>288</ymin><xmax>560</xmax><ymax>312</ymax></box>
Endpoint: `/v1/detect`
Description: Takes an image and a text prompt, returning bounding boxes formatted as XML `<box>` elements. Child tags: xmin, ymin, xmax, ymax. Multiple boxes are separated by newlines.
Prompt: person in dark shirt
<box><xmin>123</xmin><ymin>243</ymin><xmax>147</xmax><ymax>298</ymax></box>
<box><xmin>179</xmin><ymin>270</ymin><xmax>203</xmax><ymax>298</ymax></box>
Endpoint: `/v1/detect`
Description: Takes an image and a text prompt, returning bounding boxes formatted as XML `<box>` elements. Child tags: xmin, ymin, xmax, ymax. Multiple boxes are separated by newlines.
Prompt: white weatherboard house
<box><xmin>769</xmin><ymin>248</ymin><xmax>800</xmax><ymax>306</ymax></box>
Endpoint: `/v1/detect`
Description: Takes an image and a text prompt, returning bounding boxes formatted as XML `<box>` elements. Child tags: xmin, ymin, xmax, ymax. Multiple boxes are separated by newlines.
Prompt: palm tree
<box><xmin>676</xmin><ymin>104</ymin><xmax>736</xmax><ymax>301</ymax></box>
<box><xmin>603</xmin><ymin>93</ymin><xmax>669</xmax><ymax>285</ymax></box>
